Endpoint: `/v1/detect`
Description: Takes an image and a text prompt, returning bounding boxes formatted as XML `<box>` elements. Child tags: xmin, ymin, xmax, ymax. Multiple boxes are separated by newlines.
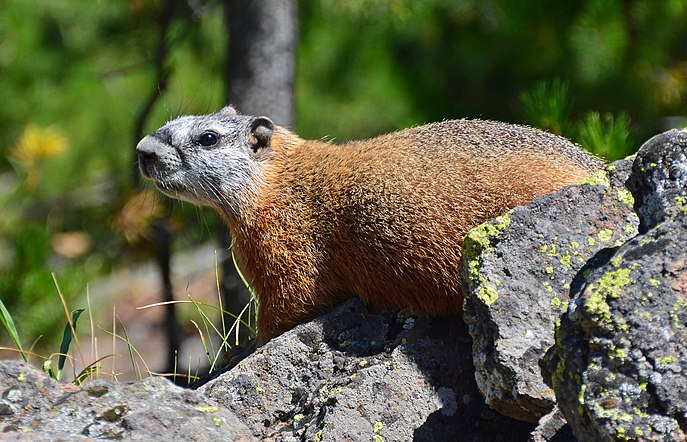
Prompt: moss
<box><xmin>87</xmin><ymin>385</ymin><xmax>109</xmax><ymax>397</ymax></box>
<box><xmin>584</xmin><ymin>170</ymin><xmax>611</xmax><ymax>187</ymax></box>
<box><xmin>616</xmin><ymin>188</ymin><xmax>634</xmax><ymax>205</ymax></box>
<box><xmin>101</xmin><ymin>404</ymin><xmax>128</xmax><ymax>422</ymax></box>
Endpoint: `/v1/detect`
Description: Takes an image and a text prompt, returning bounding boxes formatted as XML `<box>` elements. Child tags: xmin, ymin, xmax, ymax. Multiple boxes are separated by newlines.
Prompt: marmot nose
<box><xmin>136</xmin><ymin>136</ymin><xmax>165</xmax><ymax>177</ymax></box>
<box><xmin>136</xmin><ymin>136</ymin><xmax>160</xmax><ymax>161</ymax></box>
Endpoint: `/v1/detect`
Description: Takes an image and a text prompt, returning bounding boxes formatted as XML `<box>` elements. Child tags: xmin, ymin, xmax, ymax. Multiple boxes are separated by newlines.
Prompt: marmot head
<box><xmin>137</xmin><ymin>106</ymin><xmax>275</xmax><ymax>214</ymax></box>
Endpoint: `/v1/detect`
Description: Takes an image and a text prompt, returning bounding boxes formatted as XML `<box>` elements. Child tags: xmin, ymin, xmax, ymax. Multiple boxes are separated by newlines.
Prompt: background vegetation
<box><xmin>1</xmin><ymin>0</ymin><xmax>686</xmax><ymax>374</ymax></box>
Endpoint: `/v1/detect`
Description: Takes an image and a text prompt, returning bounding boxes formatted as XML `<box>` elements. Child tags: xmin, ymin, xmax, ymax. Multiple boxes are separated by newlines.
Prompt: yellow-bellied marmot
<box><xmin>137</xmin><ymin>106</ymin><xmax>602</xmax><ymax>343</ymax></box>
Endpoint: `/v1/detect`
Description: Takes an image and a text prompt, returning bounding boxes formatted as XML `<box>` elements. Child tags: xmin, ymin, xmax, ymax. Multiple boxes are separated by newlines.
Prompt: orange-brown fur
<box><xmin>221</xmin><ymin>121</ymin><xmax>602</xmax><ymax>343</ymax></box>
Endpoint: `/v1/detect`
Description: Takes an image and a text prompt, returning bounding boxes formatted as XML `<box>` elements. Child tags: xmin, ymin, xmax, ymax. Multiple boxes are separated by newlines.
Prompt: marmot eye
<box><xmin>199</xmin><ymin>132</ymin><xmax>218</xmax><ymax>147</ymax></box>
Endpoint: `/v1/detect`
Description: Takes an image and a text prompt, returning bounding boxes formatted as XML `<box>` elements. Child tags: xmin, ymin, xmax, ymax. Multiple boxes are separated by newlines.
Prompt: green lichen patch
<box><xmin>476</xmin><ymin>278</ymin><xmax>500</xmax><ymax>306</ymax></box>
<box><xmin>609</xmin><ymin>255</ymin><xmax>623</xmax><ymax>268</ymax></box>
<box><xmin>585</xmin><ymin>289</ymin><xmax>613</xmax><ymax>324</ymax></box>
<box><xmin>616</xmin><ymin>188</ymin><xmax>634</xmax><ymax>206</ymax></box>
<box><xmin>584</xmin><ymin>170</ymin><xmax>611</xmax><ymax>187</ymax></box>
<box><xmin>462</xmin><ymin>213</ymin><xmax>511</xmax><ymax>306</ymax></box>
<box><xmin>559</xmin><ymin>253</ymin><xmax>572</xmax><ymax>268</ymax></box>
<box><xmin>584</xmin><ymin>267</ymin><xmax>632</xmax><ymax>327</ymax></box>
<box><xmin>597</xmin><ymin>229</ymin><xmax>614</xmax><ymax>243</ymax></box>
<box><xmin>596</xmin><ymin>268</ymin><xmax>632</xmax><ymax>298</ymax></box>
<box><xmin>551</xmin><ymin>296</ymin><xmax>568</xmax><ymax>312</ymax></box>
<box><xmin>462</xmin><ymin>213</ymin><xmax>512</xmax><ymax>262</ymax></box>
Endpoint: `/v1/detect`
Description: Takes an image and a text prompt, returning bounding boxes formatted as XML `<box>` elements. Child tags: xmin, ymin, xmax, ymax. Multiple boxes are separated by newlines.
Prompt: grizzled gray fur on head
<box><xmin>136</xmin><ymin>106</ymin><xmax>275</xmax><ymax>215</ymax></box>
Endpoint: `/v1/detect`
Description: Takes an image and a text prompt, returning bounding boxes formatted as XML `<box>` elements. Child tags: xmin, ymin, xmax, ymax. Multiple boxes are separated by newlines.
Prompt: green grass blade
<box><xmin>0</xmin><ymin>299</ymin><xmax>27</xmax><ymax>362</ymax></box>
<box><xmin>57</xmin><ymin>308</ymin><xmax>84</xmax><ymax>380</ymax></box>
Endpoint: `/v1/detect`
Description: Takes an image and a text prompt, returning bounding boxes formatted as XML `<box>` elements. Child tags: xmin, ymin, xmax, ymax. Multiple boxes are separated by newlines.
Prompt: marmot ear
<box><xmin>249</xmin><ymin>117</ymin><xmax>275</xmax><ymax>152</ymax></box>
<box><xmin>219</xmin><ymin>105</ymin><xmax>238</xmax><ymax>116</ymax></box>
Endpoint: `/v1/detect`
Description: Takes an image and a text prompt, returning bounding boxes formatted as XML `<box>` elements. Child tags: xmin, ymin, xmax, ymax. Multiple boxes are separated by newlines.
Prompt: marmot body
<box><xmin>137</xmin><ymin>106</ymin><xmax>603</xmax><ymax>343</ymax></box>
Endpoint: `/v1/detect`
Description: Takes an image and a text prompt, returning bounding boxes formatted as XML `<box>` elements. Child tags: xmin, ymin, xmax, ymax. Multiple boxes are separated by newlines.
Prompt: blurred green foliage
<box><xmin>1</xmin><ymin>0</ymin><xmax>686</xmax><ymax>351</ymax></box>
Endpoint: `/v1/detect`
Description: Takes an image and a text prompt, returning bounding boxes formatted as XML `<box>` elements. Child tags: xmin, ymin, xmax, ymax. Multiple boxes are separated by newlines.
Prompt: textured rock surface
<box><xmin>460</xmin><ymin>159</ymin><xmax>638</xmax><ymax>422</ymax></box>
<box><xmin>544</xmin><ymin>129</ymin><xmax>687</xmax><ymax>441</ymax></box>
<box><xmin>0</xmin><ymin>360</ymin><xmax>254</xmax><ymax>441</ymax></box>
<box><xmin>626</xmin><ymin>128</ymin><xmax>687</xmax><ymax>232</ymax></box>
<box><xmin>528</xmin><ymin>407</ymin><xmax>575</xmax><ymax>442</ymax></box>
<box><xmin>200</xmin><ymin>298</ymin><xmax>535</xmax><ymax>441</ymax></box>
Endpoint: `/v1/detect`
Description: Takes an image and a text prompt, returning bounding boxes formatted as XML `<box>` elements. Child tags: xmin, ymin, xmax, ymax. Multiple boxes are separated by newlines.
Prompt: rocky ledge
<box><xmin>1</xmin><ymin>128</ymin><xmax>685</xmax><ymax>441</ymax></box>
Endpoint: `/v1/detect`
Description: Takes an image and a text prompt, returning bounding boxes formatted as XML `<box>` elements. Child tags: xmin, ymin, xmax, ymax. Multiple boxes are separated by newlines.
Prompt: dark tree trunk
<box><xmin>132</xmin><ymin>0</ymin><xmax>183</xmax><ymax>377</ymax></box>
<box><xmin>220</xmin><ymin>0</ymin><xmax>298</xmax><ymax>344</ymax></box>
<box><xmin>225</xmin><ymin>0</ymin><xmax>297</xmax><ymax>126</ymax></box>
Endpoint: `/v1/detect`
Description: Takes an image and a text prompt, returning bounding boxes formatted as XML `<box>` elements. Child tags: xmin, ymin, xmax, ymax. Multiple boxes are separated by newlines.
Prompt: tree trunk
<box><xmin>220</xmin><ymin>0</ymin><xmax>298</xmax><ymax>344</ymax></box>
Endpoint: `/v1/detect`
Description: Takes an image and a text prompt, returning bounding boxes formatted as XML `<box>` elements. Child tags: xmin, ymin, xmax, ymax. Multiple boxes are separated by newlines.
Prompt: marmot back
<box><xmin>137</xmin><ymin>106</ymin><xmax>603</xmax><ymax>343</ymax></box>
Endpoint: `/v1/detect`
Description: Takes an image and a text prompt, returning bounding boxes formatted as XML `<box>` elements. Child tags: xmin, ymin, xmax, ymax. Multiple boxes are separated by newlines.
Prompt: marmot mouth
<box><xmin>153</xmin><ymin>178</ymin><xmax>188</xmax><ymax>196</ymax></box>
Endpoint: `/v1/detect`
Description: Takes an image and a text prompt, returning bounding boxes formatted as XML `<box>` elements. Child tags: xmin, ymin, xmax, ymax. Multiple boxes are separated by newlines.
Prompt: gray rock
<box><xmin>0</xmin><ymin>360</ymin><xmax>254</xmax><ymax>441</ymax></box>
<box><xmin>543</xmin><ymin>129</ymin><xmax>687</xmax><ymax>441</ymax></box>
<box><xmin>460</xmin><ymin>159</ymin><xmax>639</xmax><ymax>422</ymax></box>
<box><xmin>200</xmin><ymin>298</ymin><xmax>535</xmax><ymax>441</ymax></box>
<box><xmin>626</xmin><ymin>128</ymin><xmax>687</xmax><ymax>232</ymax></box>
<box><xmin>543</xmin><ymin>214</ymin><xmax>687</xmax><ymax>441</ymax></box>
<box><xmin>528</xmin><ymin>406</ymin><xmax>575</xmax><ymax>442</ymax></box>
